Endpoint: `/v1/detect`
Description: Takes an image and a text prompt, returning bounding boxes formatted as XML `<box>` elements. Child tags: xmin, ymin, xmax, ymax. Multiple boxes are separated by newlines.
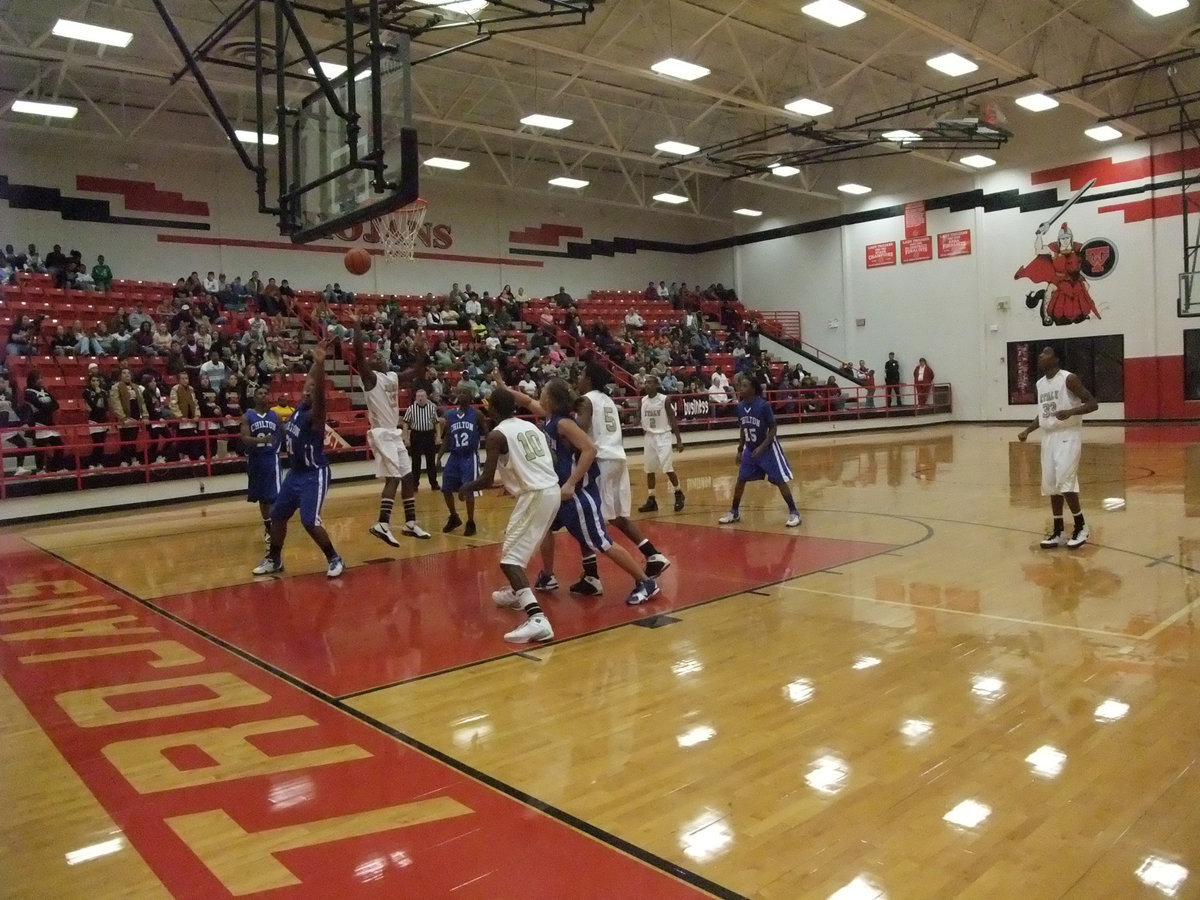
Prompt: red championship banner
<box><xmin>866</xmin><ymin>241</ymin><xmax>897</xmax><ymax>268</ymax></box>
<box><xmin>937</xmin><ymin>229</ymin><xmax>972</xmax><ymax>258</ymax></box>
<box><xmin>904</xmin><ymin>201</ymin><xmax>927</xmax><ymax>239</ymax></box>
<box><xmin>900</xmin><ymin>235</ymin><xmax>933</xmax><ymax>263</ymax></box>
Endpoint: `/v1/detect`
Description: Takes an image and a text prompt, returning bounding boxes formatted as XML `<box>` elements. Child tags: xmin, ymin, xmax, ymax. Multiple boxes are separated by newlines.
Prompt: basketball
<box><xmin>344</xmin><ymin>247</ymin><xmax>372</xmax><ymax>276</ymax></box>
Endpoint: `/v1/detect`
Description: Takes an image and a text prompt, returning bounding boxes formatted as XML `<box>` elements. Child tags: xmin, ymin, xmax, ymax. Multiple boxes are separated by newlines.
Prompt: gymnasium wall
<box><xmin>0</xmin><ymin>127</ymin><xmax>733</xmax><ymax>304</ymax></box>
<box><xmin>734</xmin><ymin>141</ymin><xmax>1200</xmax><ymax>422</ymax></box>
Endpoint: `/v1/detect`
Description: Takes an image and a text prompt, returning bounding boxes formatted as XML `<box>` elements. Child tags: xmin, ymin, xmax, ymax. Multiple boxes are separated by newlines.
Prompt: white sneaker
<box><xmin>785</xmin><ymin>513</ymin><xmax>802</xmax><ymax>528</ymax></box>
<box><xmin>718</xmin><ymin>511</ymin><xmax>740</xmax><ymax>524</ymax></box>
<box><xmin>401</xmin><ymin>521</ymin><xmax>432</xmax><ymax>540</ymax></box>
<box><xmin>252</xmin><ymin>557</ymin><xmax>284</xmax><ymax>575</ymax></box>
<box><xmin>492</xmin><ymin>588</ymin><xmax>523</xmax><ymax>609</ymax></box>
<box><xmin>13</xmin><ymin>466</ymin><xmax>32</xmax><ymax>476</ymax></box>
<box><xmin>155</xmin><ymin>455</ymin><xmax>167</xmax><ymax>464</ymax></box>
<box><xmin>327</xmin><ymin>555</ymin><xmax>345</xmax><ymax>578</ymax></box>
<box><xmin>645</xmin><ymin>554</ymin><xmax>670</xmax><ymax>577</ymax></box>
<box><xmin>1066</xmin><ymin>525</ymin><xmax>1090</xmax><ymax>549</ymax></box>
<box><xmin>504</xmin><ymin>614</ymin><xmax>554</xmax><ymax>643</ymax></box>
<box><xmin>1039</xmin><ymin>532</ymin><xmax>1067</xmax><ymax>549</ymax></box>
<box><xmin>369</xmin><ymin>522</ymin><xmax>401</xmax><ymax>547</ymax></box>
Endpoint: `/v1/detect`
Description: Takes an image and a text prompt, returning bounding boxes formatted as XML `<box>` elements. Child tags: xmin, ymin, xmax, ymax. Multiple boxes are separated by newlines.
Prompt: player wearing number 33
<box><xmin>1017</xmin><ymin>346</ymin><xmax>1099</xmax><ymax>549</ymax></box>
<box><xmin>575</xmin><ymin>363</ymin><xmax>671</xmax><ymax>583</ymax></box>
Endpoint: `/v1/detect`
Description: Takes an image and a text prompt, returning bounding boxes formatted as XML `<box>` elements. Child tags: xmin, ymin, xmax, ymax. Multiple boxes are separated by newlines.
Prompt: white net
<box><xmin>374</xmin><ymin>198</ymin><xmax>428</xmax><ymax>261</ymax></box>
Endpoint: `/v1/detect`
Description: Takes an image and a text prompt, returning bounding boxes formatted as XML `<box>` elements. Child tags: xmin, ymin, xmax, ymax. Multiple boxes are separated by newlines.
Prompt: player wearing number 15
<box><xmin>440</xmin><ymin>386</ymin><xmax>486</xmax><ymax>536</ymax></box>
<box><xmin>1017</xmin><ymin>346</ymin><xmax>1099</xmax><ymax>549</ymax></box>
<box><xmin>459</xmin><ymin>388</ymin><xmax>560</xmax><ymax>643</ymax></box>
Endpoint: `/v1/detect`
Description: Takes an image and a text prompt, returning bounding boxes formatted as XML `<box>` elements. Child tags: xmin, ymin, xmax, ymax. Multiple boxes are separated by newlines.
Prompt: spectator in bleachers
<box><xmin>203</xmin><ymin>271</ymin><xmax>219</xmax><ymax>293</ymax></box>
<box><xmin>278</xmin><ymin>279</ymin><xmax>297</xmax><ymax>316</ymax></box>
<box><xmin>200</xmin><ymin>349</ymin><xmax>229</xmax><ymax>393</ymax></box>
<box><xmin>553</xmin><ymin>286</ymin><xmax>573</xmax><ymax>308</ymax></box>
<box><xmin>221</xmin><ymin>372</ymin><xmax>245</xmax><ymax>457</ymax></box>
<box><xmin>4</xmin><ymin>315</ymin><xmax>37</xmax><ymax>363</ymax></box>
<box><xmin>110</xmin><ymin>369</ymin><xmax>147</xmax><ymax>466</ymax></box>
<box><xmin>0</xmin><ymin>374</ymin><xmax>33</xmax><ymax>476</ymax></box>
<box><xmin>0</xmin><ymin>255</ymin><xmax>15</xmax><ymax>286</ymax></box>
<box><xmin>75</xmin><ymin>320</ymin><xmax>104</xmax><ymax>356</ymax></box>
<box><xmin>151</xmin><ymin>321</ymin><xmax>174</xmax><ymax>356</ymax></box>
<box><xmin>24</xmin><ymin>244</ymin><xmax>43</xmax><ymax>272</ymax></box>
<box><xmin>261</xmin><ymin>341</ymin><xmax>286</xmax><ymax>377</ymax></box>
<box><xmin>126</xmin><ymin>302</ymin><xmax>151</xmax><ymax>333</ymax></box>
<box><xmin>44</xmin><ymin>244</ymin><xmax>68</xmax><ymax>287</ymax></box>
<box><xmin>440</xmin><ymin>302</ymin><xmax>460</xmax><ymax>327</ymax></box>
<box><xmin>67</xmin><ymin>256</ymin><xmax>93</xmax><ymax>290</ymax></box>
<box><xmin>260</xmin><ymin>277</ymin><xmax>282</xmax><ymax>315</ymax></box>
<box><xmin>4</xmin><ymin>244</ymin><xmax>23</xmax><ymax>268</ymax></box>
<box><xmin>141</xmin><ymin>373</ymin><xmax>171</xmax><ymax>464</ymax></box>
<box><xmin>226</xmin><ymin>277</ymin><xmax>250</xmax><ymax>311</ymax></box>
<box><xmin>448</xmin><ymin>283</ymin><xmax>462</xmax><ymax>304</ymax></box>
<box><xmin>246</xmin><ymin>271</ymin><xmax>264</xmax><ymax>303</ymax></box>
<box><xmin>48</xmin><ymin>324</ymin><xmax>75</xmax><ymax>356</ymax></box>
<box><xmin>642</xmin><ymin>281</ymin><xmax>658</xmax><ymax>304</ymax></box>
<box><xmin>661</xmin><ymin>371</ymin><xmax>681</xmax><ymax>393</ymax></box>
<box><xmin>132</xmin><ymin>321</ymin><xmax>156</xmax><ymax>357</ymax></box>
<box><xmin>498</xmin><ymin>284</ymin><xmax>514</xmax><ymax>303</ymax></box>
<box><xmin>172</xmin><ymin>278</ymin><xmax>190</xmax><ymax>302</ymax></box>
<box><xmin>170</xmin><ymin>304</ymin><xmax>196</xmax><ymax>337</ymax></box>
<box><xmin>464</xmin><ymin>292</ymin><xmax>482</xmax><ymax>319</ymax></box>
<box><xmin>656</xmin><ymin>280</ymin><xmax>669</xmax><ymax>300</ymax></box>
<box><xmin>24</xmin><ymin>371</ymin><xmax>64</xmax><ymax>472</ymax></box>
<box><xmin>194</xmin><ymin>292</ymin><xmax>224</xmax><ymax>326</ymax></box>
<box><xmin>181</xmin><ymin>331</ymin><xmax>205</xmax><ymax>380</ymax></box>
<box><xmin>165</xmin><ymin>341</ymin><xmax>186</xmax><ymax>378</ymax></box>
<box><xmin>196</xmin><ymin>373</ymin><xmax>221</xmax><ymax>459</ymax></box>
<box><xmin>170</xmin><ymin>372</ymin><xmax>201</xmax><ymax>461</ymax></box>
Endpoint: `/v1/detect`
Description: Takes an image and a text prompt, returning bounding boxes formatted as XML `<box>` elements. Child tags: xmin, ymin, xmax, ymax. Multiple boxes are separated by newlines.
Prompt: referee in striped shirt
<box><xmin>403</xmin><ymin>389</ymin><xmax>440</xmax><ymax>490</ymax></box>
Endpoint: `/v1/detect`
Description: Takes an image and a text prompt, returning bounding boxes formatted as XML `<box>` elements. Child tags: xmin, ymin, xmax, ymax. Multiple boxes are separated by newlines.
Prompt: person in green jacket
<box><xmin>91</xmin><ymin>255</ymin><xmax>113</xmax><ymax>292</ymax></box>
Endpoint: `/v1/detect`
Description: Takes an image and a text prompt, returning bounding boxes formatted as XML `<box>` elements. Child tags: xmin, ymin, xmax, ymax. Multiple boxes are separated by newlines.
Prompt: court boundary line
<box><xmin>24</xmin><ymin>538</ymin><xmax>746</xmax><ymax>900</ymax></box>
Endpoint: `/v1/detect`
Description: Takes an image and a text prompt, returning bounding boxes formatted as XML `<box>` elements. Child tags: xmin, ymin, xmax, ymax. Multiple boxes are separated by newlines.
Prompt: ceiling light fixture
<box><xmin>801</xmin><ymin>0</ymin><xmax>866</xmax><ymax>27</ymax></box>
<box><xmin>838</xmin><ymin>183</ymin><xmax>871</xmax><ymax>194</ymax></box>
<box><xmin>234</xmin><ymin>129</ymin><xmax>279</xmax><ymax>145</ymax></box>
<box><xmin>882</xmin><ymin>129</ymin><xmax>922</xmax><ymax>142</ymax></box>
<box><xmin>1085</xmin><ymin>124</ymin><xmax>1123</xmax><ymax>141</ymax></box>
<box><xmin>520</xmin><ymin>113</ymin><xmax>573</xmax><ymax>130</ymax></box>
<box><xmin>926</xmin><ymin>52</ymin><xmax>979</xmax><ymax>77</ymax></box>
<box><xmin>733</xmin><ymin>208</ymin><xmax>762</xmax><ymax>217</ymax></box>
<box><xmin>772</xmin><ymin>165</ymin><xmax>801</xmax><ymax>177</ymax></box>
<box><xmin>960</xmin><ymin>154</ymin><xmax>996</xmax><ymax>168</ymax></box>
<box><xmin>415</xmin><ymin>0</ymin><xmax>490</xmax><ymax>15</ymax></box>
<box><xmin>425</xmin><ymin>156</ymin><xmax>470</xmax><ymax>170</ymax></box>
<box><xmin>651</xmin><ymin>58</ymin><xmax>710</xmax><ymax>81</ymax></box>
<box><xmin>548</xmin><ymin>176</ymin><xmax>589</xmax><ymax>189</ymax></box>
<box><xmin>653</xmin><ymin>192</ymin><xmax>689</xmax><ymax>204</ymax></box>
<box><xmin>306</xmin><ymin>62</ymin><xmax>348</xmax><ymax>79</ymax></box>
<box><xmin>1132</xmin><ymin>0</ymin><xmax>1190</xmax><ymax>16</ymax></box>
<box><xmin>1015</xmin><ymin>93</ymin><xmax>1059</xmax><ymax>112</ymax></box>
<box><xmin>12</xmin><ymin>100</ymin><xmax>79</xmax><ymax>119</ymax></box>
<box><xmin>52</xmin><ymin>18</ymin><xmax>133</xmax><ymax>48</ymax></box>
<box><xmin>785</xmin><ymin>98</ymin><xmax>834</xmax><ymax>117</ymax></box>
<box><xmin>654</xmin><ymin>140</ymin><xmax>700</xmax><ymax>155</ymax></box>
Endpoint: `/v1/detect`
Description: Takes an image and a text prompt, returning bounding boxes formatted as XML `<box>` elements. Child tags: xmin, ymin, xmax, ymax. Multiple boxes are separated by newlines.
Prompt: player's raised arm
<box><xmin>459</xmin><ymin>428</ymin><xmax>506</xmax><ymax>498</ymax></box>
<box><xmin>497</xmin><ymin>372</ymin><xmax>548</xmax><ymax>418</ymax></box>
<box><xmin>350</xmin><ymin>313</ymin><xmax>376</xmax><ymax>392</ymax></box>
<box><xmin>554</xmin><ymin>417</ymin><xmax>597</xmax><ymax>499</ymax></box>
<box><xmin>309</xmin><ymin>342</ymin><xmax>328</xmax><ymax>431</ymax></box>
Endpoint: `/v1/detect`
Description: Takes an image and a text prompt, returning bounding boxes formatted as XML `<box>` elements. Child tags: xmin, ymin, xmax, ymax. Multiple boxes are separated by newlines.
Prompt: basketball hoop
<box><xmin>374</xmin><ymin>198</ymin><xmax>427</xmax><ymax>261</ymax></box>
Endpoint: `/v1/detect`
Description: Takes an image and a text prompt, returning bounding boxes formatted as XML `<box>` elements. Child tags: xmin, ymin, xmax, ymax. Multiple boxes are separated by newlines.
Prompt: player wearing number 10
<box><xmin>459</xmin><ymin>388</ymin><xmax>560</xmax><ymax>643</ymax></box>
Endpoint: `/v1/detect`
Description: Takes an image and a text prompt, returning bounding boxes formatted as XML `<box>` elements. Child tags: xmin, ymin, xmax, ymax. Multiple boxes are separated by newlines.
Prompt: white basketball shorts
<box><xmin>367</xmin><ymin>427</ymin><xmax>413</xmax><ymax>479</ymax></box>
<box><xmin>597</xmin><ymin>458</ymin><xmax>633</xmax><ymax>519</ymax></box>
<box><xmin>1040</xmin><ymin>429</ymin><xmax>1081</xmax><ymax>496</ymax></box>
<box><xmin>500</xmin><ymin>486</ymin><xmax>560</xmax><ymax>567</ymax></box>
<box><xmin>643</xmin><ymin>432</ymin><xmax>675</xmax><ymax>475</ymax></box>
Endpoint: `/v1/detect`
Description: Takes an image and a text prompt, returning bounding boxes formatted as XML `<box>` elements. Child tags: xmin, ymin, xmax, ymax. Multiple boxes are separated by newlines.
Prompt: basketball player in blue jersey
<box><xmin>240</xmin><ymin>385</ymin><xmax>282</xmax><ymax>545</ymax></box>
<box><xmin>508</xmin><ymin>377</ymin><xmax>660</xmax><ymax>605</ymax></box>
<box><xmin>719</xmin><ymin>374</ymin><xmax>802</xmax><ymax>528</ymax></box>
<box><xmin>440</xmin><ymin>385</ymin><xmax>486</xmax><ymax>536</ymax></box>
<box><xmin>253</xmin><ymin>343</ymin><xmax>345</xmax><ymax>578</ymax></box>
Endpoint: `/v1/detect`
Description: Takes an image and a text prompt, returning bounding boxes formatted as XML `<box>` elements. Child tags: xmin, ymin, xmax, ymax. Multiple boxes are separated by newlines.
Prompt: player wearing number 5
<box><xmin>1018</xmin><ymin>346</ymin><xmax>1098</xmax><ymax>548</ymax></box>
<box><xmin>440</xmin><ymin>386</ymin><xmax>486</xmax><ymax>536</ymax></box>
<box><xmin>576</xmin><ymin>363</ymin><xmax>671</xmax><ymax>581</ymax></box>
<box><xmin>637</xmin><ymin>375</ymin><xmax>685</xmax><ymax>513</ymax></box>
<box><xmin>460</xmin><ymin>388</ymin><xmax>559</xmax><ymax>643</ymax></box>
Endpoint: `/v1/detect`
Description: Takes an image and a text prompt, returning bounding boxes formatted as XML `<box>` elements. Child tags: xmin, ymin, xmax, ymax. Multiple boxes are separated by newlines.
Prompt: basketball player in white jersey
<box><xmin>352</xmin><ymin>315</ymin><xmax>431</xmax><ymax>544</ymax></box>
<box><xmin>1018</xmin><ymin>346</ymin><xmax>1098</xmax><ymax>548</ymax></box>
<box><xmin>637</xmin><ymin>375</ymin><xmax>685</xmax><ymax>513</ymax></box>
<box><xmin>459</xmin><ymin>388</ymin><xmax>560</xmax><ymax>642</ymax></box>
<box><xmin>576</xmin><ymin>363</ymin><xmax>670</xmax><ymax>580</ymax></box>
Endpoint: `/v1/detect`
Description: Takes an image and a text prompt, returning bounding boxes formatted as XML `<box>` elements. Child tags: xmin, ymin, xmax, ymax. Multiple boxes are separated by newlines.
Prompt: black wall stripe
<box><xmin>0</xmin><ymin>174</ymin><xmax>211</xmax><ymax>231</ymax></box>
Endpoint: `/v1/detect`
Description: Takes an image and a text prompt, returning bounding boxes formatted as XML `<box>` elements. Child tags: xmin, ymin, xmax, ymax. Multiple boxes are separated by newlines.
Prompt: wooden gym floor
<box><xmin>2</xmin><ymin>424</ymin><xmax>1198</xmax><ymax>899</ymax></box>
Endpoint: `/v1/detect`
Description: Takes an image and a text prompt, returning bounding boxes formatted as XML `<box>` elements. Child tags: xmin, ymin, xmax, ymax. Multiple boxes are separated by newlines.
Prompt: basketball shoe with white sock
<box><xmin>505</xmin><ymin>614</ymin><xmax>554</xmax><ymax>643</ymax></box>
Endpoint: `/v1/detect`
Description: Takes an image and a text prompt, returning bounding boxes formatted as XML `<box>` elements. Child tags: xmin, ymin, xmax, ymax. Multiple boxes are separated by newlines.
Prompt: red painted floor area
<box><xmin>0</xmin><ymin>541</ymin><xmax>719</xmax><ymax>899</ymax></box>
<box><xmin>157</xmin><ymin>523</ymin><xmax>893</xmax><ymax>697</ymax></box>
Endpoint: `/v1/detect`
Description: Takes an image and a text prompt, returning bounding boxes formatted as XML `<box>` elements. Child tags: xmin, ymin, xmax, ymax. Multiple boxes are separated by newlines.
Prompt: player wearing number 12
<box><xmin>440</xmin><ymin>386</ymin><xmax>486</xmax><ymax>536</ymax></box>
<box><xmin>459</xmin><ymin>388</ymin><xmax>560</xmax><ymax>643</ymax></box>
<box><xmin>1017</xmin><ymin>345</ymin><xmax>1098</xmax><ymax>548</ymax></box>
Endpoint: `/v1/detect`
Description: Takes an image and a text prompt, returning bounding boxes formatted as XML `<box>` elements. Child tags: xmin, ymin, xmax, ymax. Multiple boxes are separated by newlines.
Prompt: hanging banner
<box><xmin>938</xmin><ymin>229</ymin><xmax>972</xmax><ymax>258</ymax></box>
<box><xmin>901</xmin><ymin>235</ymin><xmax>933</xmax><ymax>263</ymax></box>
<box><xmin>866</xmin><ymin>241</ymin><xmax>897</xmax><ymax>268</ymax></box>
<box><xmin>904</xmin><ymin>201</ymin><xmax>927</xmax><ymax>239</ymax></box>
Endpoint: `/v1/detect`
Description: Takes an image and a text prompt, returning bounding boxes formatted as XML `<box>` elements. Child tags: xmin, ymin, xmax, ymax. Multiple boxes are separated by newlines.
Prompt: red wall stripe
<box><xmin>156</xmin><ymin>234</ymin><xmax>544</xmax><ymax>267</ymax></box>
<box><xmin>76</xmin><ymin>175</ymin><xmax>210</xmax><ymax>217</ymax></box>
<box><xmin>1031</xmin><ymin>147</ymin><xmax>1200</xmax><ymax>191</ymax></box>
<box><xmin>508</xmin><ymin>223</ymin><xmax>585</xmax><ymax>246</ymax></box>
<box><xmin>1099</xmin><ymin>191</ymin><xmax>1200</xmax><ymax>224</ymax></box>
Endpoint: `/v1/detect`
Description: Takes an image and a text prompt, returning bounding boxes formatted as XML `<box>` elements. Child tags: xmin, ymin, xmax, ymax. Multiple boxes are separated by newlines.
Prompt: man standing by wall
<box><xmin>884</xmin><ymin>352</ymin><xmax>902</xmax><ymax>407</ymax></box>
